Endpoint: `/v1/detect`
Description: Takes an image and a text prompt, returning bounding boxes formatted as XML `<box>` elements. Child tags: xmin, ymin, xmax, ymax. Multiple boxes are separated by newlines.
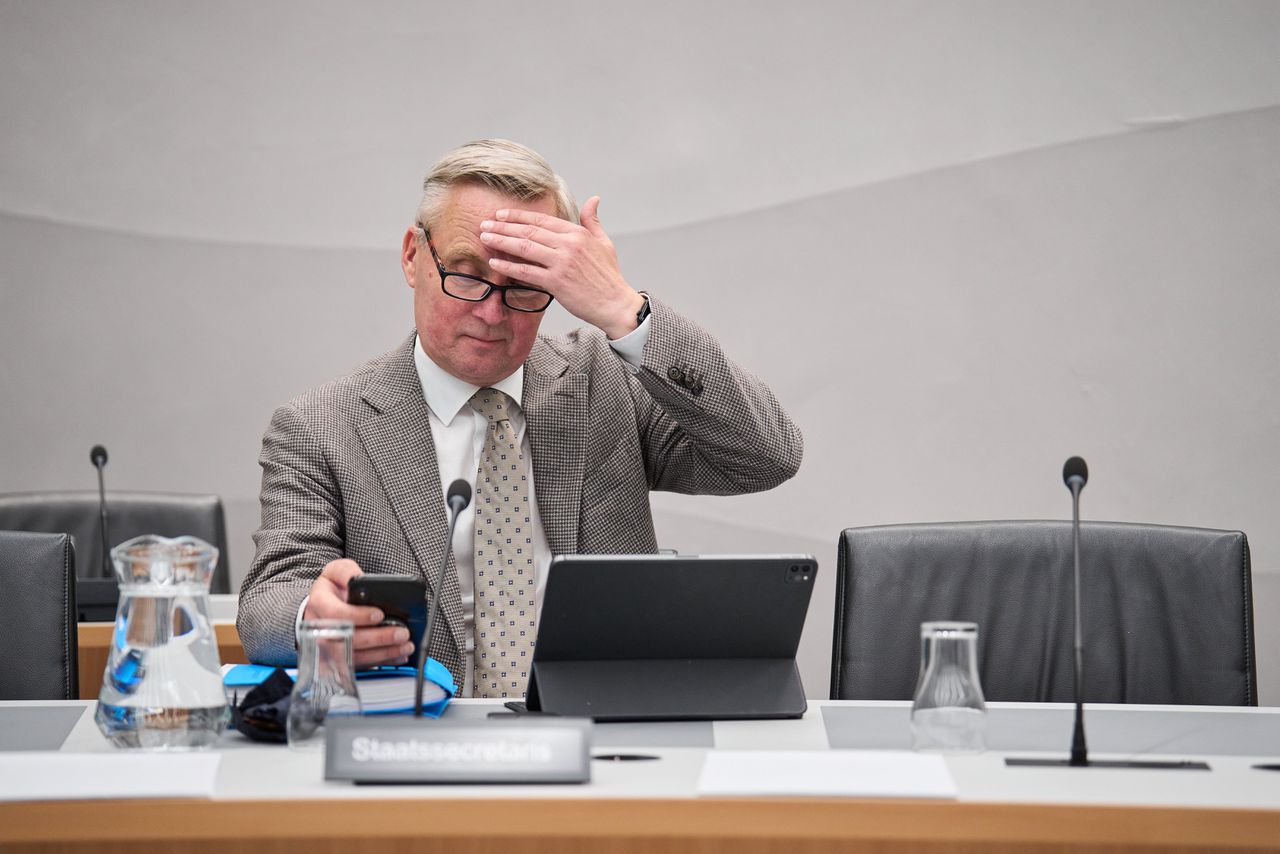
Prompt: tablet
<box><xmin>526</xmin><ymin>554</ymin><xmax>817</xmax><ymax>721</ymax></box>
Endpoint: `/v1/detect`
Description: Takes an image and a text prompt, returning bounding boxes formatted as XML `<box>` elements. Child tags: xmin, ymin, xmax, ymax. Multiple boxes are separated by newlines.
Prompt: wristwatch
<box><xmin>635</xmin><ymin>292</ymin><xmax>652</xmax><ymax>327</ymax></box>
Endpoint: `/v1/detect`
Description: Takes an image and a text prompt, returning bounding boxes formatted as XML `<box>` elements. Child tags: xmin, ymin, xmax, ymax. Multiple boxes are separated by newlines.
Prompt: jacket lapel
<box><xmin>524</xmin><ymin>341</ymin><xmax>588</xmax><ymax>556</ymax></box>
<box><xmin>355</xmin><ymin>335</ymin><xmax>466</xmax><ymax>661</ymax></box>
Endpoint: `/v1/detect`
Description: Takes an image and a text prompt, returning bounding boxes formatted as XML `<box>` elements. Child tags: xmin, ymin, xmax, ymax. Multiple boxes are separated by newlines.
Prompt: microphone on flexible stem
<box><xmin>90</xmin><ymin>445</ymin><xmax>111</xmax><ymax>579</ymax></box>
<box><xmin>1005</xmin><ymin>457</ymin><xmax>1207</xmax><ymax>771</ymax></box>
<box><xmin>414</xmin><ymin>478</ymin><xmax>471</xmax><ymax>717</ymax></box>
<box><xmin>1062</xmin><ymin>455</ymin><xmax>1089</xmax><ymax>766</ymax></box>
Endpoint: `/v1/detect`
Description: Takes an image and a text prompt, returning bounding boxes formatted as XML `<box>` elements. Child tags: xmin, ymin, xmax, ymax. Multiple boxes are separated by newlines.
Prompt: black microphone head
<box><xmin>447</xmin><ymin>478</ymin><xmax>472</xmax><ymax>510</ymax></box>
<box><xmin>1062</xmin><ymin>456</ymin><xmax>1088</xmax><ymax>488</ymax></box>
<box><xmin>90</xmin><ymin>445</ymin><xmax>108</xmax><ymax>467</ymax></box>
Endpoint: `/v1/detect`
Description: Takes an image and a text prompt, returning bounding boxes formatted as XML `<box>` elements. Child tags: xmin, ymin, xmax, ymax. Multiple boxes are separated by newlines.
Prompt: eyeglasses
<box><xmin>421</xmin><ymin>227</ymin><xmax>554</xmax><ymax>313</ymax></box>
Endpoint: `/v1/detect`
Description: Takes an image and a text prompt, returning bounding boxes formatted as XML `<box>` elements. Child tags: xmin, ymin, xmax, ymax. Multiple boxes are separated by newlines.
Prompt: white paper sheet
<box><xmin>697</xmin><ymin>750</ymin><xmax>957</xmax><ymax>799</ymax></box>
<box><xmin>0</xmin><ymin>752</ymin><xmax>220</xmax><ymax>802</ymax></box>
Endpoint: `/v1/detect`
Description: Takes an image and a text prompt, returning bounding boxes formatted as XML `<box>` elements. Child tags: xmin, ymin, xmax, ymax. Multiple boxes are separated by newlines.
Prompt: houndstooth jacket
<box><xmin>237</xmin><ymin>296</ymin><xmax>803</xmax><ymax>687</ymax></box>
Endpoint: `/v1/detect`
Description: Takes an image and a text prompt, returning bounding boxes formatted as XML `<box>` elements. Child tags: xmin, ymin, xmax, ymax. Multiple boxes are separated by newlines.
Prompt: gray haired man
<box><xmin>238</xmin><ymin>139</ymin><xmax>803</xmax><ymax>697</ymax></box>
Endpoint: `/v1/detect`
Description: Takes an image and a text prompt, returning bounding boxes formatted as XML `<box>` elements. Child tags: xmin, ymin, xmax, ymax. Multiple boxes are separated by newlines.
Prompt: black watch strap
<box><xmin>635</xmin><ymin>292</ymin><xmax>652</xmax><ymax>327</ymax></box>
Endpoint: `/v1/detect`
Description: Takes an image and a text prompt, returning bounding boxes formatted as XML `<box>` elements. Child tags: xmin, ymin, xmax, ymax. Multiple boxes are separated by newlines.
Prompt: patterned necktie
<box><xmin>469</xmin><ymin>388</ymin><xmax>537</xmax><ymax>698</ymax></box>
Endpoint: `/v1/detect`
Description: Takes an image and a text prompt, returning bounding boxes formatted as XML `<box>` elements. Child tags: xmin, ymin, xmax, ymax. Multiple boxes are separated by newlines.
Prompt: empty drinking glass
<box><xmin>910</xmin><ymin>621</ymin><xmax>987</xmax><ymax>752</ymax></box>
<box><xmin>287</xmin><ymin>619</ymin><xmax>362</xmax><ymax>750</ymax></box>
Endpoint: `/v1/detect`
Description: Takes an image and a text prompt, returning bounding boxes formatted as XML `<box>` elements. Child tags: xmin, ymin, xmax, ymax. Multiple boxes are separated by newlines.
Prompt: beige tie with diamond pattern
<box><xmin>469</xmin><ymin>388</ymin><xmax>537</xmax><ymax>698</ymax></box>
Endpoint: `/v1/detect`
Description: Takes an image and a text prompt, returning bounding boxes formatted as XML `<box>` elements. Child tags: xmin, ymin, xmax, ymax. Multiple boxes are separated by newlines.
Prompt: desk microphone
<box><xmin>1063</xmin><ymin>456</ymin><xmax>1089</xmax><ymax>766</ymax></box>
<box><xmin>414</xmin><ymin>478</ymin><xmax>471</xmax><ymax>717</ymax></box>
<box><xmin>90</xmin><ymin>444</ymin><xmax>111</xmax><ymax>578</ymax></box>
<box><xmin>1006</xmin><ymin>457</ymin><xmax>1207</xmax><ymax>771</ymax></box>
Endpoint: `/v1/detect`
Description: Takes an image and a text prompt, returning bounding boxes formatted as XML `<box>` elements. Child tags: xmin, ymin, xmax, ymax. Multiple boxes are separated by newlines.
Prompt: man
<box><xmin>238</xmin><ymin>139</ymin><xmax>802</xmax><ymax>697</ymax></box>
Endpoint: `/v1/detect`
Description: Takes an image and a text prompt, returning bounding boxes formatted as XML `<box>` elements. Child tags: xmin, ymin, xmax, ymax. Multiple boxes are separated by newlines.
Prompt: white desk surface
<box><xmin>4</xmin><ymin>698</ymin><xmax>1278</xmax><ymax>812</ymax></box>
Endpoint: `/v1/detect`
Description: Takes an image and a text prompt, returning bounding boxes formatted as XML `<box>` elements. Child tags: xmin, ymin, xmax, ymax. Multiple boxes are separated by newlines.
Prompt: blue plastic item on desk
<box><xmin>223</xmin><ymin>659</ymin><xmax>456</xmax><ymax>718</ymax></box>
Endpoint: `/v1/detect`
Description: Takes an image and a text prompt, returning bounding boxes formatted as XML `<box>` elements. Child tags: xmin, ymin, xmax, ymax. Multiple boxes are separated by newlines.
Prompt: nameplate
<box><xmin>324</xmin><ymin>716</ymin><xmax>593</xmax><ymax>784</ymax></box>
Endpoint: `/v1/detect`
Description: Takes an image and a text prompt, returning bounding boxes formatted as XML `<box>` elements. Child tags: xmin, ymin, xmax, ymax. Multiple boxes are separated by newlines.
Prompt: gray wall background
<box><xmin>2</xmin><ymin>1</ymin><xmax>1277</xmax><ymax>702</ymax></box>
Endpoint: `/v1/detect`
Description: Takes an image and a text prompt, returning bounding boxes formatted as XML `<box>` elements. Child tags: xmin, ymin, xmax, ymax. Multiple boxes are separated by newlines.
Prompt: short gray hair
<box><xmin>414</xmin><ymin>139</ymin><xmax>578</xmax><ymax>236</ymax></box>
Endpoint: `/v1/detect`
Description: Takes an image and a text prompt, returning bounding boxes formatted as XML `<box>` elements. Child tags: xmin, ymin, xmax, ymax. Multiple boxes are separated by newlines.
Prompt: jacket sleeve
<box><xmin>629</xmin><ymin>295</ymin><xmax>804</xmax><ymax>495</ymax></box>
<box><xmin>236</xmin><ymin>403</ymin><xmax>345</xmax><ymax>666</ymax></box>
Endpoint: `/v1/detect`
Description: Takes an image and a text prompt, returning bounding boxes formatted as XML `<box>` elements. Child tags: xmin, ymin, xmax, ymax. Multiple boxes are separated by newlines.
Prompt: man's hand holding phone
<box><xmin>305</xmin><ymin>559</ymin><xmax>415</xmax><ymax>668</ymax></box>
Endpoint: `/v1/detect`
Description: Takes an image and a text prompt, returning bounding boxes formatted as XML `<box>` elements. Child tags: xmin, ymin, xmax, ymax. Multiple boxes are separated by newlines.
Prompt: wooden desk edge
<box><xmin>76</xmin><ymin>620</ymin><xmax>247</xmax><ymax>700</ymax></box>
<box><xmin>76</xmin><ymin>621</ymin><xmax>243</xmax><ymax>646</ymax></box>
<box><xmin>1</xmin><ymin>797</ymin><xmax>1278</xmax><ymax>851</ymax></box>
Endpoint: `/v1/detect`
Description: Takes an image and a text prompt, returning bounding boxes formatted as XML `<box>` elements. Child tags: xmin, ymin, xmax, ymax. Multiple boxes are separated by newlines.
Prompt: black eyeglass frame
<box><xmin>420</xmin><ymin>227</ymin><xmax>554</xmax><ymax>313</ymax></box>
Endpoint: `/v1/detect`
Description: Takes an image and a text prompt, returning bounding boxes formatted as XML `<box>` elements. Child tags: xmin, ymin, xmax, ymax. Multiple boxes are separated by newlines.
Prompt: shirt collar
<box><xmin>413</xmin><ymin>334</ymin><xmax>524</xmax><ymax>426</ymax></box>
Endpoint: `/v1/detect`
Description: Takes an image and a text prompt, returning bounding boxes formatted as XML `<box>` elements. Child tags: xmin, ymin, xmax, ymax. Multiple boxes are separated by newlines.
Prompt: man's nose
<box><xmin>472</xmin><ymin>289</ymin><xmax>510</xmax><ymax>324</ymax></box>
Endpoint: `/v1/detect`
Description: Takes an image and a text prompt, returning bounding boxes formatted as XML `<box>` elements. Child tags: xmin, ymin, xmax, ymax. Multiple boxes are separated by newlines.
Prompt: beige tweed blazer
<box><xmin>237</xmin><ymin>296</ymin><xmax>803</xmax><ymax>686</ymax></box>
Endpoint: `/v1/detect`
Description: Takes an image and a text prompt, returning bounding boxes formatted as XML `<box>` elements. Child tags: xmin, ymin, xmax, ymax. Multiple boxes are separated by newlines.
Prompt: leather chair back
<box><xmin>0</xmin><ymin>491</ymin><xmax>230</xmax><ymax>593</ymax></box>
<box><xmin>831</xmin><ymin>521</ymin><xmax>1256</xmax><ymax>705</ymax></box>
<box><xmin>0</xmin><ymin>531</ymin><xmax>79</xmax><ymax>699</ymax></box>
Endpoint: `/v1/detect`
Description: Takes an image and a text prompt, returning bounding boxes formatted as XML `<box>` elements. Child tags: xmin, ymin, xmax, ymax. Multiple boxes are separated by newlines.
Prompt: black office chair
<box><xmin>0</xmin><ymin>530</ymin><xmax>79</xmax><ymax>700</ymax></box>
<box><xmin>831</xmin><ymin>521</ymin><xmax>1256</xmax><ymax>706</ymax></box>
<box><xmin>0</xmin><ymin>491</ymin><xmax>231</xmax><ymax>595</ymax></box>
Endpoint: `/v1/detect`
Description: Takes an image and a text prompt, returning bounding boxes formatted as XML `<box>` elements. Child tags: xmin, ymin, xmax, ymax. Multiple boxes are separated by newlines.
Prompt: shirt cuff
<box><xmin>608</xmin><ymin>312</ymin><xmax>651</xmax><ymax>374</ymax></box>
<box><xmin>294</xmin><ymin>595</ymin><xmax>309</xmax><ymax>645</ymax></box>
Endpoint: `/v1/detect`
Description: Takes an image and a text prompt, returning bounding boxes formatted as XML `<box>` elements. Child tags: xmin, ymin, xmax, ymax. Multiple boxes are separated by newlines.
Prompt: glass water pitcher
<box><xmin>95</xmin><ymin>535</ymin><xmax>230</xmax><ymax>749</ymax></box>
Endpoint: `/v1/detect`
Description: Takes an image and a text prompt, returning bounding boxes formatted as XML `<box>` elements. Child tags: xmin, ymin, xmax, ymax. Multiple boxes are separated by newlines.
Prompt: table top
<box><xmin>2</xmin><ymin>699</ymin><xmax>1278</xmax><ymax>853</ymax></box>
<box><xmin>0</xmin><ymin>698</ymin><xmax>1276</xmax><ymax>808</ymax></box>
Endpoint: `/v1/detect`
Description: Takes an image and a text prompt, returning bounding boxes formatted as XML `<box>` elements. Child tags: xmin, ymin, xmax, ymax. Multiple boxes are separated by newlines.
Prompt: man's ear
<box><xmin>401</xmin><ymin>227</ymin><xmax>420</xmax><ymax>288</ymax></box>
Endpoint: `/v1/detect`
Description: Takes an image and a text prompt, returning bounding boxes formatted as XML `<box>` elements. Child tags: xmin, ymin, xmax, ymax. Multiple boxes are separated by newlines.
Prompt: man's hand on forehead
<box><xmin>479</xmin><ymin>196</ymin><xmax>647</xmax><ymax>341</ymax></box>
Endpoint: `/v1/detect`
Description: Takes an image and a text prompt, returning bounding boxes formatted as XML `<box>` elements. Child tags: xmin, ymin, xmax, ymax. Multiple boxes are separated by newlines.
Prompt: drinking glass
<box><xmin>910</xmin><ymin>621</ymin><xmax>987</xmax><ymax>752</ymax></box>
<box><xmin>287</xmin><ymin>619</ymin><xmax>362</xmax><ymax>750</ymax></box>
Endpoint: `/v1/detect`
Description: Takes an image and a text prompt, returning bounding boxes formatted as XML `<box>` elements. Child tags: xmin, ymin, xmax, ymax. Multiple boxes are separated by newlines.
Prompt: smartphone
<box><xmin>346</xmin><ymin>576</ymin><xmax>428</xmax><ymax>664</ymax></box>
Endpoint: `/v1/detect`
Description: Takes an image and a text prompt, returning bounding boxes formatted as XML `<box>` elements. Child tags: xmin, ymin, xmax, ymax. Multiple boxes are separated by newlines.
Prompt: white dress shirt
<box><xmin>412</xmin><ymin>340</ymin><xmax>541</xmax><ymax>699</ymax></box>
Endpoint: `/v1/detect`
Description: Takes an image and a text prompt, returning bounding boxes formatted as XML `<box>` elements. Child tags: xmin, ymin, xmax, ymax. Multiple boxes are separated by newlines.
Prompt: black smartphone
<box><xmin>346</xmin><ymin>576</ymin><xmax>428</xmax><ymax>665</ymax></box>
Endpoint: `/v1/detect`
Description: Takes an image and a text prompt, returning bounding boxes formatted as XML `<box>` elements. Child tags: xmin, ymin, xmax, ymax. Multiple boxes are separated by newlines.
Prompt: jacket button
<box><xmin>667</xmin><ymin>366</ymin><xmax>684</xmax><ymax>382</ymax></box>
